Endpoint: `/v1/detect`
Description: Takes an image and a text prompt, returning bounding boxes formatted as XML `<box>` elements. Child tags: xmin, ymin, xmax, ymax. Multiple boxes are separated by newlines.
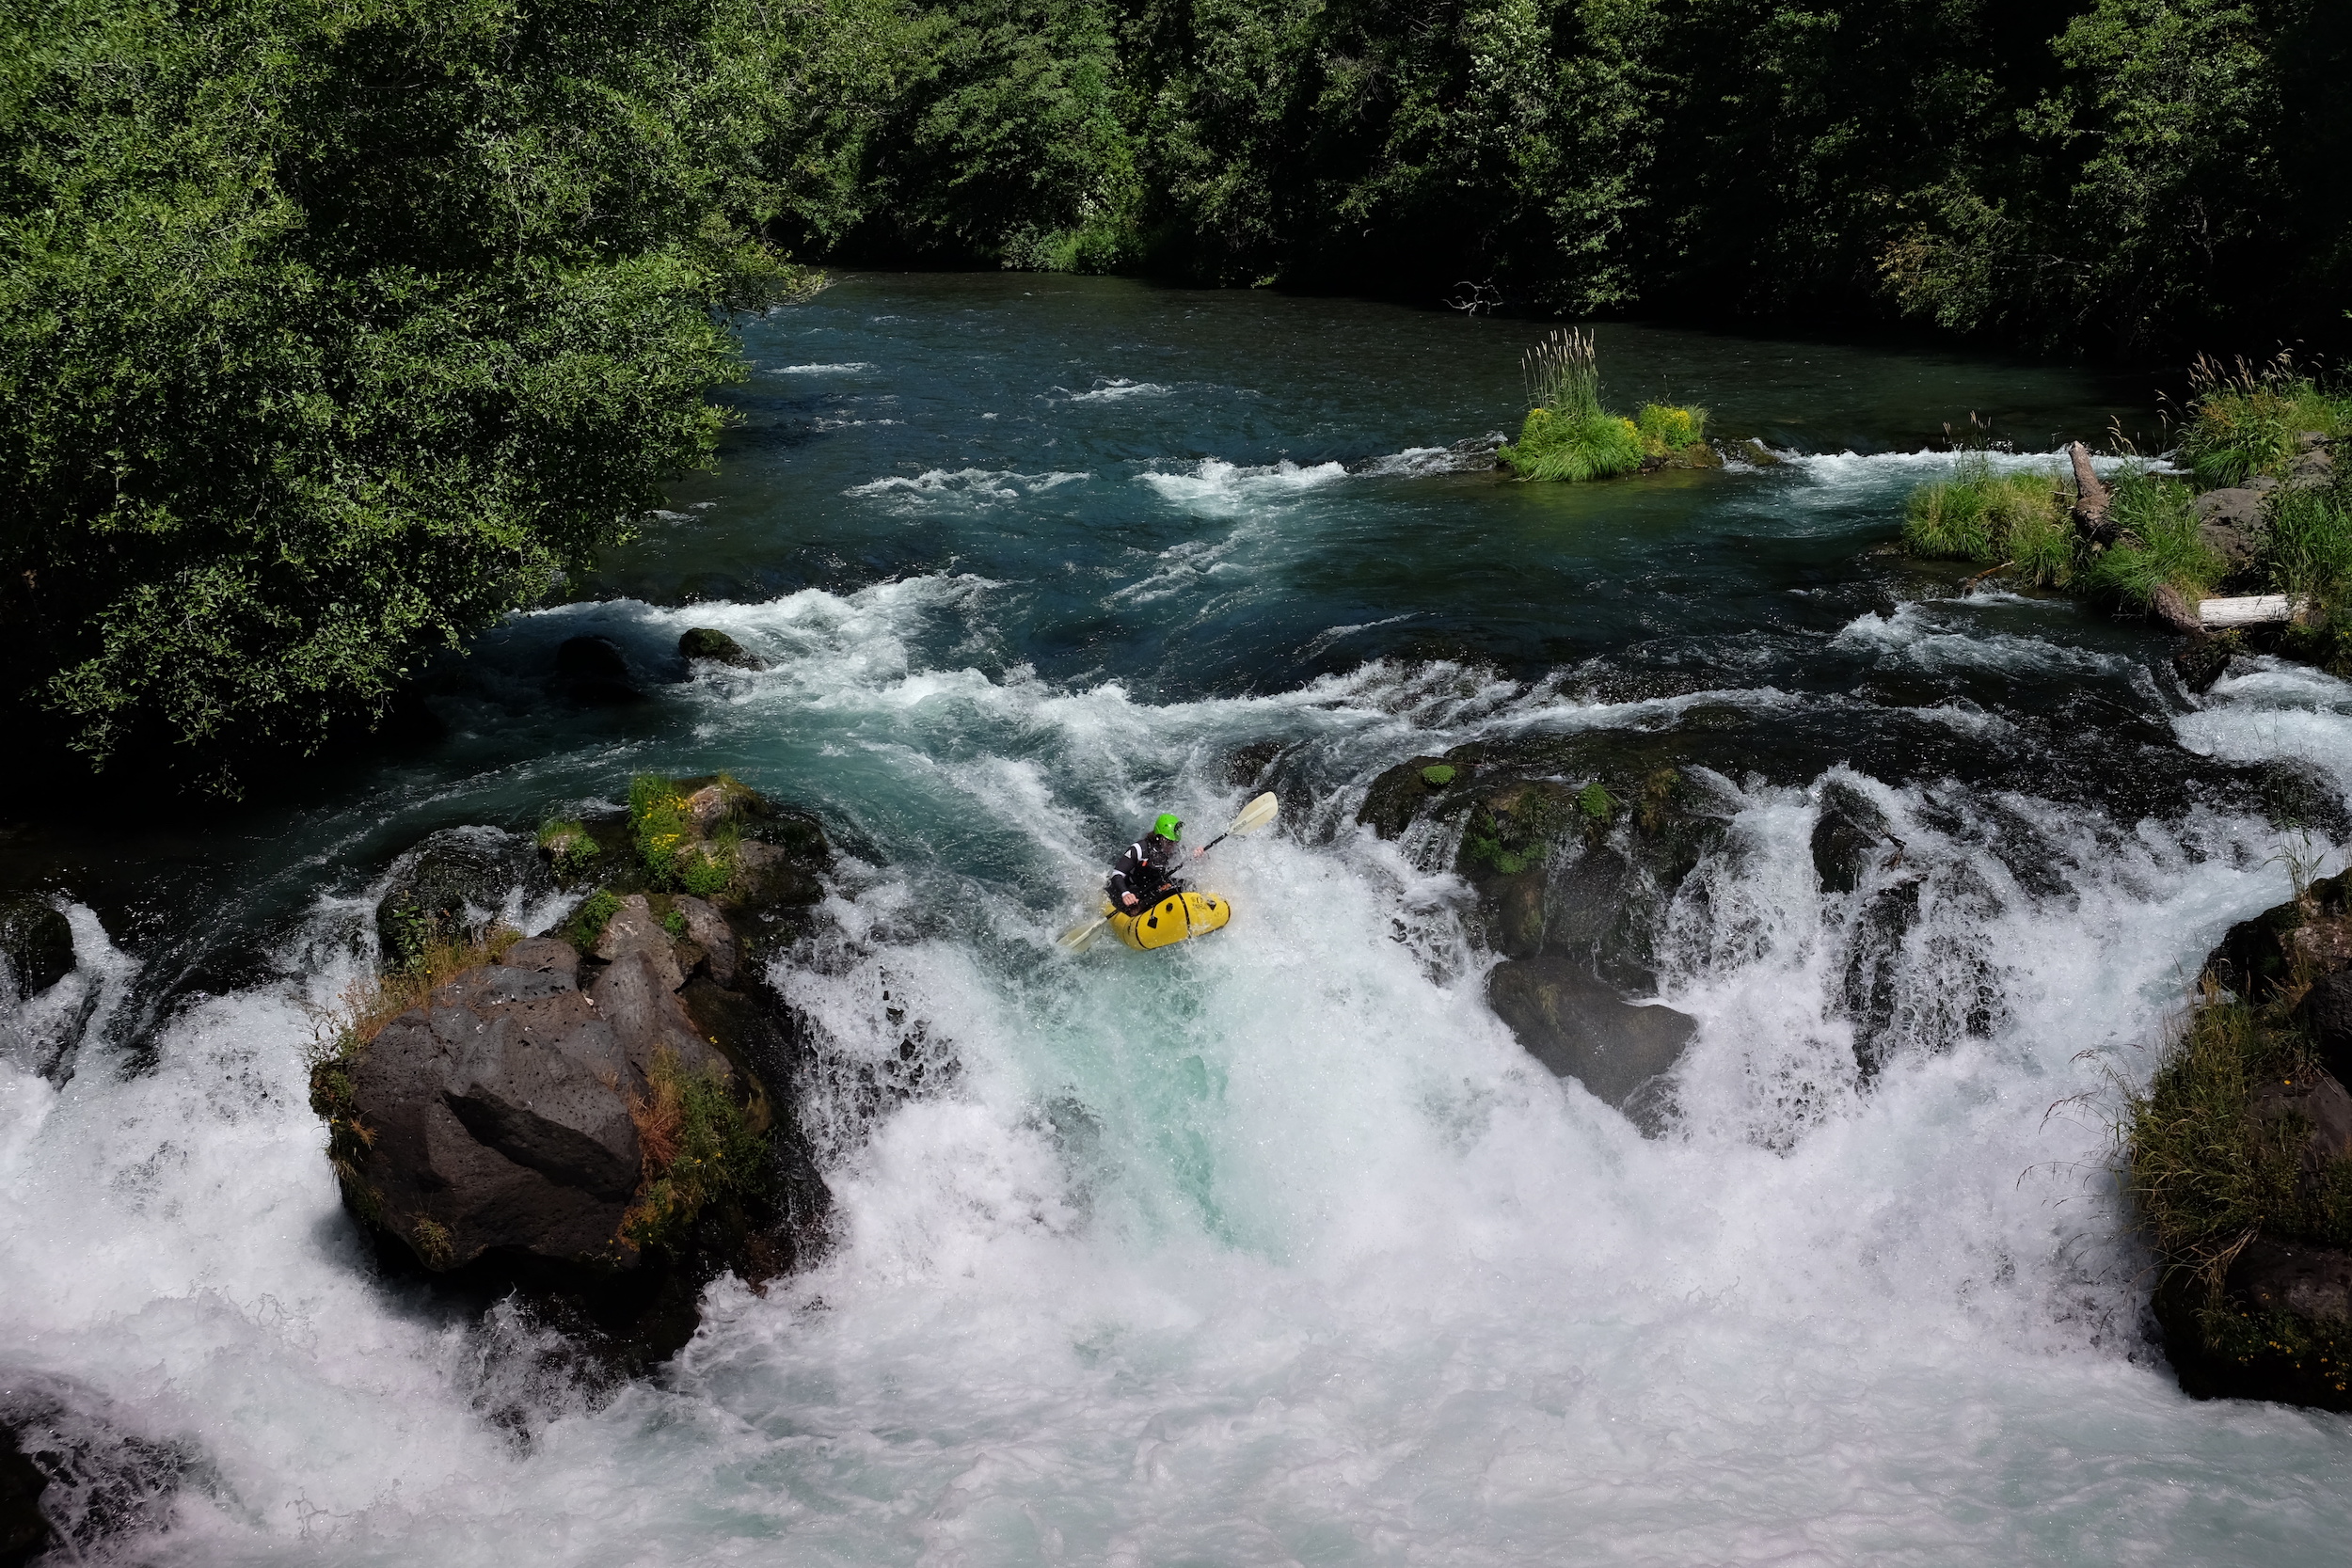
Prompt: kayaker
<box><xmin>1106</xmin><ymin>814</ymin><xmax>1200</xmax><ymax>913</ymax></box>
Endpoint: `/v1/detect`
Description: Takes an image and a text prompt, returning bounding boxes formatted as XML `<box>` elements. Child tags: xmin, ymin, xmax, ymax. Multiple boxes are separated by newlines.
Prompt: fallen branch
<box><xmin>1962</xmin><ymin>560</ymin><xmax>2013</xmax><ymax>593</ymax></box>
<box><xmin>2199</xmin><ymin>594</ymin><xmax>2308</xmax><ymax>629</ymax></box>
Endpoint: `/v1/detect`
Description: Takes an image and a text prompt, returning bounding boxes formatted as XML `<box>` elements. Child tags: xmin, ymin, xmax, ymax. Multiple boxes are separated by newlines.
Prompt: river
<box><xmin>6</xmin><ymin>273</ymin><xmax>2352</xmax><ymax>1563</ymax></box>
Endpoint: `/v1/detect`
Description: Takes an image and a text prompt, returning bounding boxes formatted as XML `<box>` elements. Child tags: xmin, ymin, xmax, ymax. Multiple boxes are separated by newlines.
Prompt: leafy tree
<box><xmin>0</xmin><ymin>0</ymin><xmax>817</xmax><ymax>786</ymax></box>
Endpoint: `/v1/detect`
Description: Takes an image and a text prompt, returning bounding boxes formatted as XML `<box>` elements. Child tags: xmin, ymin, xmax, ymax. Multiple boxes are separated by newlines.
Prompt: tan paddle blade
<box><xmin>1228</xmin><ymin>791</ymin><xmax>1279</xmax><ymax>835</ymax></box>
<box><xmin>1057</xmin><ymin>914</ymin><xmax>1107</xmax><ymax>952</ymax></box>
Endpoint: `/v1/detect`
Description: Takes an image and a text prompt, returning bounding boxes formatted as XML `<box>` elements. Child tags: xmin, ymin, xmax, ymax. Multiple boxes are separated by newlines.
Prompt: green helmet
<box><xmin>1152</xmin><ymin>813</ymin><xmax>1183</xmax><ymax>841</ymax></box>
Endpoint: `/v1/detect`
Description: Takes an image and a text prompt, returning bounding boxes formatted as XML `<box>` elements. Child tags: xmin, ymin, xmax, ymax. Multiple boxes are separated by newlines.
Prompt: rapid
<box><xmin>6</xmin><ymin>275</ymin><xmax>2352</xmax><ymax>1564</ymax></box>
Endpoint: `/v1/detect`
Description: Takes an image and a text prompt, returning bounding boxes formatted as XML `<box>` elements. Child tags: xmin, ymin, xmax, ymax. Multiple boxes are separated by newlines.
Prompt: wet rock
<box><xmin>0</xmin><ymin>895</ymin><xmax>72</xmax><ymax>1003</ymax></box>
<box><xmin>2250</xmin><ymin>1069</ymin><xmax>2352</xmax><ymax>1175</ymax></box>
<box><xmin>594</xmin><ymin>893</ymin><xmax>686</xmax><ymax>993</ymax></box>
<box><xmin>2231</xmin><ymin>1237</ymin><xmax>2352</xmax><ymax>1323</ymax></box>
<box><xmin>555</xmin><ymin>635</ymin><xmax>641</xmax><ymax>705</ymax></box>
<box><xmin>1225</xmin><ymin>739</ymin><xmax>1285</xmax><ymax>788</ymax></box>
<box><xmin>343</xmin><ymin>941</ymin><xmax>644</xmax><ymax>1271</ymax></box>
<box><xmin>678</xmin><ymin>627</ymin><xmax>766</xmax><ymax>671</ymax></box>
<box><xmin>2173</xmin><ymin>631</ymin><xmax>2241</xmax><ymax>694</ymax></box>
<box><xmin>0</xmin><ymin>1421</ymin><xmax>51</xmax><ymax>1568</ymax></box>
<box><xmin>0</xmin><ymin>1379</ymin><xmax>206</xmax><ymax>1564</ymax></box>
<box><xmin>1486</xmin><ymin>956</ymin><xmax>1695</xmax><ymax>1131</ymax></box>
<box><xmin>1446</xmin><ymin>434</ymin><xmax>1503</xmax><ymax>471</ymax></box>
<box><xmin>1810</xmin><ymin>780</ymin><xmax>1889</xmax><ymax>895</ymax></box>
<box><xmin>1357</xmin><ymin>754</ymin><xmax>1469</xmax><ymax>840</ymax></box>
<box><xmin>375</xmin><ymin>826</ymin><xmax>551</xmax><ymax>965</ymax></box>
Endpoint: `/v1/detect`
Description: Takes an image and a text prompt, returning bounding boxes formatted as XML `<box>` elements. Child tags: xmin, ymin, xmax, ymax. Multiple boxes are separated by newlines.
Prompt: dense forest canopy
<box><xmin>0</xmin><ymin>0</ymin><xmax>2345</xmax><ymax>785</ymax></box>
<box><xmin>796</xmin><ymin>0</ymin><xmax>2350</xmax><ymax>356</ymax></box>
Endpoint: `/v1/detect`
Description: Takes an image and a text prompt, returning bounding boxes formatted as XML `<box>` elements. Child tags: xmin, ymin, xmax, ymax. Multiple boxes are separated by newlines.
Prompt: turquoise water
<box><xmin>7</xmin><ymin>275</ymin><xmax>2352</xmax><ymax>1564</ymax></box>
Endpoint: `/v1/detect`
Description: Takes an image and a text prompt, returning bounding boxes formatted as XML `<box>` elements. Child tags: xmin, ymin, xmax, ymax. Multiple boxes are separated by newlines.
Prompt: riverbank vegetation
<box><xmin>1901</xmin><ymin>364</ymin><xmax>2350</xmax><ymax>636</ymax></box>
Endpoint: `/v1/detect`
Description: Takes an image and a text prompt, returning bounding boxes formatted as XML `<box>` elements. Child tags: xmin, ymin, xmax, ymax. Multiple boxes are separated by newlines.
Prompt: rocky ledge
<box><xmin>2136</xmin><ymin>868</ymin><xmax>2352</xmax><ymax>1409</ymax></box>
<box><xmin>1356</xmin><ymin>736</ymin><xmax>1728</xmax><ymax>1130</ymax></box>
<box><xmin>312</xmin><ymin>773</ymin><xmax>831</xmax><ymax>1361</ymax></box>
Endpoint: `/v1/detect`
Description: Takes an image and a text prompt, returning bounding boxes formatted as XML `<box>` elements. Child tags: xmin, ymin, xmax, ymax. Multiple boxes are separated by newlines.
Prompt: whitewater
<box><xmin>7</xmin><ymin>275</ymin><xmax>2352</xmax><ymax>1564</ymax></box>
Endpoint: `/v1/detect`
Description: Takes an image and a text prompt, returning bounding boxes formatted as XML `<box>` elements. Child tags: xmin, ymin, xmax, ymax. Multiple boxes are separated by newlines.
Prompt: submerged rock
<box><xmin>678</xmin><ymin>626</ymin><xmax>767</xmax><ymax>671</ymax></box>
<box><xmin>1486</xmin><ymin>956</ymin><xmax>1694</xmax><ymax>1130</ymax></box>
<box><xmin>554</xmin><ymin>635</ymin><xmax>642</xmax><ymax>705</ymax></box>
<box><xmin>0</xmin><ymin>1421</ymin><xmax>50</xmax><ymax>1568</ymax></box>
<box><xmin>374</xmin><ymin>826</ymin><xmax>551</xmax><ymax>965</ymax></box>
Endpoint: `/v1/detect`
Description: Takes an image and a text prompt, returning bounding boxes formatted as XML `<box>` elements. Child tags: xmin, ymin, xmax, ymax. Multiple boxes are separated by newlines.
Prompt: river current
<box><xmin>7</xmin><ymin>274</ymin><xmax>2352</xmax><ymax>1563</ymax></box>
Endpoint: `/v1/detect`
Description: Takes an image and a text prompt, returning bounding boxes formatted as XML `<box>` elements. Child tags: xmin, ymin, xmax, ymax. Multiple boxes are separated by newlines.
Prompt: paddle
<box><xmin>1056</xmin><ymin>792</ymin><xmax>1279</xmax><ymax>952</ymax></box>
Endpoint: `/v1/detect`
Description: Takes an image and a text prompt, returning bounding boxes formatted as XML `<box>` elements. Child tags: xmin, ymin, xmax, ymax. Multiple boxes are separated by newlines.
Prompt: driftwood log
<box><xmin>2150</xmin><ymin>584</ymin><xmax>2203</xmax><ymax>634</ymax></box>
<box><xmin>2200</xmin><ymin>594</ymin><xmax>2308</xmax><ymax>629</ymax></box>
<box><xmin>2069</xmin><ymin>442</ymin><xmax>2115</xmax><ymax>541</ymax></box>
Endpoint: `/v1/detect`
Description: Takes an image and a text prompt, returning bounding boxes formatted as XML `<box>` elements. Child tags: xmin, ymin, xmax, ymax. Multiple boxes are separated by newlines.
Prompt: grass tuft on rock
<box><xmin>1899</xmin><ymin>454</ymin><xmax>2070</xmax><ymax>580</ymax></box>
<box><xmin>536</xmin><ymin>817</ymin><xmax>596</xmax><ymax>879</ymax></box>
<box><xmin>2176</xmin><ymin>356</ymin><xmax>2351</xmax><ymax>488</ymax></box>
<box><xmin>563</xmin><ymin>888</ymin><xmax>623</xmax><ymax>949</ymax></box>
<box><xmin>2081</xmin><ymin>469</ymin><xmax>2226</xmax><ymax>608</ymax></box>
<box><xmin>1499</xmin><ymin>327</ymin><xmax>1646</xmax><ymax>483</ymax></box>
<box><xmin>629</xmin><ymin>773</ymin><xmax>743</xmax><ymax>896</ymax></box>
<box><xmin>1635</xmin><ymin>403</ymin><xmax>1708</xmax><ymax>456</ymax></box>
<box><xmin>622</xmin><ymin>1047</ymin><xmax>767</xmax><ymax>1250</ymax></box>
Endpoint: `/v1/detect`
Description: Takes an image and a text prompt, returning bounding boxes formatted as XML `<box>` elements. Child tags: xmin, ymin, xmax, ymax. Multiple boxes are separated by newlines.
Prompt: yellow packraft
<box><xmin>1104</xmin><ymin>890</ymin><xmax>1232</xmax><ymax>951</ymax></box>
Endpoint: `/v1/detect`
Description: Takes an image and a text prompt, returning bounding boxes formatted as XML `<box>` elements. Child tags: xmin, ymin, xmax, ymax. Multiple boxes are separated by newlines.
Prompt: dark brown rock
<box><xmin>2192</xmin><ymin>487</ymin><xmax>2265</xmax><ymax>530</ymax></box>
<box><xmin>674</xmin><ymin>895</ymin><xmax>738</xmax><ymax>987</ymax></box>
<box><xmin>348</xmin><ymin>956</ymin><xmax>640</xmax><ymax>1271</ymax></box>
<box><xmin>1487</xmin><ymin>956</ymin><xmax>1696</xmax><ymax>1131</ymax></box>
<box><xmin>678</xmin><ymin>627</ymin><xmax>767</xmax><ymax>671</ymax></box>
<box><xmin>594</xmin><ymin>893</ymin><xmax>684</xmax><ymax>992</ymax></box>
<box><xmin>2229</xmin><ymin>1237</ymin><xmax>2352</xmax><ymax>1323</ymax></box>
<box><xmin>1356</xmin><ymin>755</ymin><xmax>1465</xmax><ymax>840</ymax></box>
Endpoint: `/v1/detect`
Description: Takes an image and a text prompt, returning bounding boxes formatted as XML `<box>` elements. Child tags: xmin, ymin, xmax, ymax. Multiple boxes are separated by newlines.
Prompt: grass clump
<box><xmin>621</xmin><ymin>1047</ymin><xmax>767</xmax><ymax>1250</ymax></box>
<box><xmin>2176</xmin><ymin>356</ymin><xmax>2351</xmax><ymax>488</ymax></box>
<box><xmin>1899</xmin><ymin>453</ymin><xmax>2071</xmax><ymax>582</ymax></box>
<box><xmin>1577</xmin><ymin>781</ymin><xmax>1615</xmax><ymax>824</ymax></box>
<box><xmin>564</xmin><ymin>888</ymin><xmax>622</xmax><ymax>948</ymax></box>
<box><xmin>629</xmin><ymin>773</ymin><xmax>742</xmax><ymax>896</ymax></box>
<box><xmin>2081</xmin><ymin>468</ymin><xmax>2226</xmax><ymax>608</ymax></box>
<box><xmin>1499</xmin><ymin>327</ymin><xmax>1647</xmax><ymax>483</ymax></box>
<box><xmin>1420</xmin><ymin>764</ymin><xmax>1455</xmax><ymax>787</ymax></box>
<box><xmin>537</xmin><ymin>817</ymin><xmax>596</xmax><ymax>879</ymax></box>
<box><xmin>2270</xmin><ymin>483</ymin><xmax>2352</xmax><ymax>673</ymax></box>
<box><xmin>1635</xmin><ymin>404</ymin><xmax>1708</xmax><ymax>456</ymax></box>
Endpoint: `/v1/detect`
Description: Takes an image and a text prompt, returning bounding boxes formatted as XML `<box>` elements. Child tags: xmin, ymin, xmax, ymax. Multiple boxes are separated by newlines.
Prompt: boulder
<box><xmin>2299</xmin><ymin>974</ymin><xmax>2352</xmax><ymax>1088</ymax></box>
<box><xmin>375</xmin><ymin>826</ymin><xmax>551</xmax><ymax>965</ymax></box>
<box><xmin>678</xmin><ymin>627</ymin><xmax>767</xmax><ymax>671</ymax></box>
<box><xmin>344</xmin><ymin>942</ymin><xmax>643</xmax><ymax>1270</ymax></box>
<box><xmin>674</xmin><ymin>895</ymin><xmax>739</xmax><ymax>987</ymax></box>
<box><xmin>1810</xmin><ymin>780</ymin><xmax>1890</xmax><ymax>895</ymax></box>
<box><xmin>555</xmin><ymin>635</ymin><xmax>642</xmax><ymax>705</ymax></box>
<box><xmin>2230</xmin><ymin>1237</ymin><xmax>2352</xmax><ymax>1323</ymax></box>
<box><xmin>2286</xmin><ymin>448</ymin><xmax>2335</xmax><ymax>490</ymax></box>
<box><xmin>0</xmin><ymin>895</ymin><xmax>72</xmax><ymax>1004</ymax></box>
<box><xmin>1357</xmin><ymin>754</ymin><xmax>1468</xmax><ymax>840</ymax></box>
<box><xmin>1487</xmin><ymin>956</ymin><xmax>1695</xmax><ymax>1131</ymax></box>
<box><xmin>2192</xmin><ymin>487</ymin><xmax>2264</xmax><ymax>531</ymax></box>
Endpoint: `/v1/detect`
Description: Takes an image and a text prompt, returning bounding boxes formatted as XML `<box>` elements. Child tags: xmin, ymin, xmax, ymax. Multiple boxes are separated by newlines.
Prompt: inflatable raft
<box><xmin>1104</xmin><ymin>889</ymin><xmax>1232</xmax><ymax>951</ymax></box>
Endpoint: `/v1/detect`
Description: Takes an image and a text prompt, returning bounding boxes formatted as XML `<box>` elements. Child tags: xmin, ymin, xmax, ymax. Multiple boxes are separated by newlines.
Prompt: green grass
<box><xmin>2081</xmin><ymin>469</ymin><xmax>2226</xmax><ymax>607</ymax></box>
<box><xmin>628</xmin><ymin>773</ymin><xmax>740</xmax><ymax>895</ymax></box>
<box><xmin>1501</xmin><ymin>328</ymin><xmax>1648</xmax><ymax>483</ymax></box>
<box><xmin>563</xmin><ymin>888</ymin><xmax>622</xmax><ymax>948</ymax></box>
<box><xmin>621</xmin><ymin>1047</ymin><xmax>768</xmax><ymax>1251</ymax></box>
<box><xmin>1899</xmin><ymin>455</ymin><xmax>2071</xmax><ymax>581</ymax></box>
<box><xmin>1499</xmin><ymin>406</ymin><xmax>1646</xmax><ymax>483</ymax></box>
<box><xmin>536</xmin><ymin>816</ymin><xmax>595</xmax><ymax>879</ymax></box>
<box><xmin>1635</xmin><ymin>404</ymin><xmax>1707</xmax><ymax>455</ymax></box>
<box><xmin>2177</xmin><ymin>358</ymin><xmax>2350</xmax><ymax>488</ymax></box>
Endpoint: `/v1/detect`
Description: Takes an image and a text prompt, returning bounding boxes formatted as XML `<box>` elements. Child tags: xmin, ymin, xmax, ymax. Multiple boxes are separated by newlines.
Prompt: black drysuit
<box><xmin>1106</xmin><ymin>836</ymin><xmax>1182</xmax><ymax>910</ymax></box>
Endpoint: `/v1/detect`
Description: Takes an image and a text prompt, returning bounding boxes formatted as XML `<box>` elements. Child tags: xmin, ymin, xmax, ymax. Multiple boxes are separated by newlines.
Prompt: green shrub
<box><xmin>2083</xmin><ymin>469</ymin><xmax>2224</xmax><ymax>607</ymax></box>
<box><xmin>1899</xmin><ymin>456</ymin><xmax>2069</xmax><ymax>576</ymax></box>
<box><xmin>2177</xmin><ymin>359</ymin><xmax>2350</xmax><ymax>487</ymax></box>
<box><xmin>1500</xmin><ymin>407</ymin><xmax>1647</xmax><ymax>483</ymax></box>
<box><xmin>1635</xmin><ymin>404</ymin><xmax>1708</xmax><ymax>454</ymax></box>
